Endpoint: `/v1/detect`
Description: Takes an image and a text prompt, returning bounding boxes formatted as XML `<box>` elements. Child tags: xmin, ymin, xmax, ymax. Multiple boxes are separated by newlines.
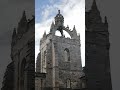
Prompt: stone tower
<box><xmin>11</xmin><ymin>11</ymin><xmax>35</xmax><ymax>90</ymax></box>
<box><xmin>85</xmin><ymin>0</ymin><xmax>112</xmax><ymax>90</ymax></box>
<box><xmin>36</xmin><ymin>10</ymin><xmax>83</xmax><ymax>90</ymax></box>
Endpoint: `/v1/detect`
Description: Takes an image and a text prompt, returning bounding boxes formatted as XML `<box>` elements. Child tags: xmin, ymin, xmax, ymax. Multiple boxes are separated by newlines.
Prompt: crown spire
<box><xmin>55</xmin><ymin>10</ymin><xmax>64</xmax><ymax>26</ymax></box>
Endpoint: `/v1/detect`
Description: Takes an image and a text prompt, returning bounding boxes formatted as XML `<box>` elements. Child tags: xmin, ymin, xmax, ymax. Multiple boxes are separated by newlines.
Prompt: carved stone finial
<box><xmin>104</xmin><ymin>16</ymin><xmax>108</xmax><ymax>27</ymax></box>
<box><xmin>43</xmin><ymin>31</ymin><xmax>47</xmax><ymax>39</ymax></box>
<box><xmin>22</xmin><ymin>10</ymin><xmax>27</xmax><ymax>20</ymax></box>
<box><xmin>58</xmin><ymin>10</ymin><xmax>60</xmax><ymax>14</ymax></box>
<box><xmin>67</xmin><ymin>25</ymin><xmax>69</xmax><ymax>28</ymax></box>
<box><xmin>73</xmin><ymin>25</ymin><xmax>76</xmax><ymax>30</ymax></box>
<box><xmin>43</xmin><ymin>31</ymin><xmax>46</xmax><ymax>36</ymax></box>
<box><xmin>50</xmin><ymin>21</ymin><xmax>55</xmax><ymax>32</ymax></box>
<box><xmin>92</xmin><ymin>0</ymin><xmax>97</xmax><ymax>10</ymax></box>
<box><xmin>18</xmin><ymin>10</ymin><xmax>27</xmax><ymax>26</ymax></box>
<box><xmin>105</xmin><ymin>16</ymin><xmax>108</xmax><ymax>24</ymax></box>
<box><xmin>12</xmin><ymin>28</ymin><xmax>16</xmax><ymax>38</ymax></box>
<box><xmin>54</xmin><ymin>10</ymin><xmax>64</xmax><ymax>26</ymax></box>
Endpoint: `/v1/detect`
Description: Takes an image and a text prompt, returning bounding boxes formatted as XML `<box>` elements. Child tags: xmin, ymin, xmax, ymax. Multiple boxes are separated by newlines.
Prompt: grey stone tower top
<box><xmin>48</xmin><ymin>10</ymin><xmax>80</xmax><ymax>40</ymax></box>
<box><xmin>55</xmin><ymin>10</ymin><xmax>64</xmax><ymax>26</ymax></box>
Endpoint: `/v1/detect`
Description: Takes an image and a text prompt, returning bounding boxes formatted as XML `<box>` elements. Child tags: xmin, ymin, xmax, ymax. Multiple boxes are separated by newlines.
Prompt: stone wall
<box><xmin>11</xmin><ymin>12</ymin><xmax>35</xmax><ymax>90</ymax></box>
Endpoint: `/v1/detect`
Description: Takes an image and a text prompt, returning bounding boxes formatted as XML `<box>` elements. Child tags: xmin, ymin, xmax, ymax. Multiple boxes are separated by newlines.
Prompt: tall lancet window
<box><xmin>64</xmin><ymin>48</ymin><xmax>70</xmax><ymax>62</ymax></box>
<box><xmin>42</xmin><ymin>50</ymin><xmax>47</xmax><ymax>73</ymax></box>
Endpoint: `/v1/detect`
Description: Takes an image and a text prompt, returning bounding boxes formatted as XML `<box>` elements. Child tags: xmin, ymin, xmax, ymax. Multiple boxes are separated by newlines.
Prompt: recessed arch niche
<box><xmin>64</xmin><ymin>48</ymin><xmax>70</xmax><ymax>62</ymax></box>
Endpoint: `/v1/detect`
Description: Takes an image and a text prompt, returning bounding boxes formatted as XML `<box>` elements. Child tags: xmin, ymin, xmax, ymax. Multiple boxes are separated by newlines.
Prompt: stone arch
<box><xmin>55</xmin><ymin>30</ymin><xmax>71</xmax><ymax>38</ymax></box>
<box><xmin>53</xmin><ymin>26</ymin><xmax>78</xmax><ymax>39</ymax></box>
<box><xmin>63</xmin><ymin>27</ymin><xmax>73</xmax><ymax>38</ymax></box>
<box><xmin>64</xmin><ymin>48</ymin><xmax>70</xmax><ymax>62</ymax></box>
<box><xmin>20</xmin><ymin>58</ymin><xmax>26</xmax><ymax>90</ymax></box>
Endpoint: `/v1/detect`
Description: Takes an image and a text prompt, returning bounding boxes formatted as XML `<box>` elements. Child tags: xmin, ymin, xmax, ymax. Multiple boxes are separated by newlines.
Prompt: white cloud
<box><xmin>35</xmin><ymin>0</ymin><xmax>85</xmax><ymax>66</ymax></box>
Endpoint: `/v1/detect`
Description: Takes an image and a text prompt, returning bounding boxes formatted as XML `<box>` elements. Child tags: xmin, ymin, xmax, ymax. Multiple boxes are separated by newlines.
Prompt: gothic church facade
<box><xmin>36</xmin><ymin>10</ymin><xmax>84</xmax><ymax>90</ymax></box>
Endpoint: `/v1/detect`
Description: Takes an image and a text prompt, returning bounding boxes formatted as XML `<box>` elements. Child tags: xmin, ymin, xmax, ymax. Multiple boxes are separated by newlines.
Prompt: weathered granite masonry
<box><xmin>36</xmin><ymin>10</ymin><xmax>84</xmax><ymax>90</ymax></box>
<box><xmin>10</xmin><ymin>11</ymin><xmax>35</xmax><ymax>90</ymax></box>
<box><xmin>85</xmin><ymin>0</ymin><xmax>112</xmax><ymax>90</ymax></box>
<box><xmin>1</xmin><ymin>62</ymin><xmax>14</xmax><ymax>90</ymax></box>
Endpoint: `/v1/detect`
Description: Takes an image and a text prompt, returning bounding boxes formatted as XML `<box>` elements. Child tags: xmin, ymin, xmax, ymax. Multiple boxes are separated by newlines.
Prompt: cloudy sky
<box><xmin>35</xmin><ymin>0</ymin><xmax>85</xmax><ymax>66</ymax></box>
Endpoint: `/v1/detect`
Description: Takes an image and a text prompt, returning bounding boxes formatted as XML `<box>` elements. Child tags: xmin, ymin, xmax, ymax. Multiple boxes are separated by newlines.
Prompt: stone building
<box><xmin>1</xmin><ymin>62</ymin><xmax>14</xmax><ymax>90</ymax></box>
<box><xmin>10</xmin><ymin>11</ymin><xmax>35</xmax><ymax>90</ymax></box>
<box><xmin>36</xmin><ymin>10</ymin><xmax>84</xmax><ymax>90</ymax></box>
<box><xmin>85</xmin><ymin>0</ymin><xmax>112</xmax><ymax>90</ymax></box>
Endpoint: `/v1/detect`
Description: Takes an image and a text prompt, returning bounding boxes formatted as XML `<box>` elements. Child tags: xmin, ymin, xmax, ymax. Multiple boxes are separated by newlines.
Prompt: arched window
<box><xmin>66</xmin><ymin>79</ymin><xmax>71</xmax><ymax>88</ymax></box>
<box><xmin>64</xmin><ymin>48</ymin><xmax>70</xmax><ymax>62</ymax></box>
